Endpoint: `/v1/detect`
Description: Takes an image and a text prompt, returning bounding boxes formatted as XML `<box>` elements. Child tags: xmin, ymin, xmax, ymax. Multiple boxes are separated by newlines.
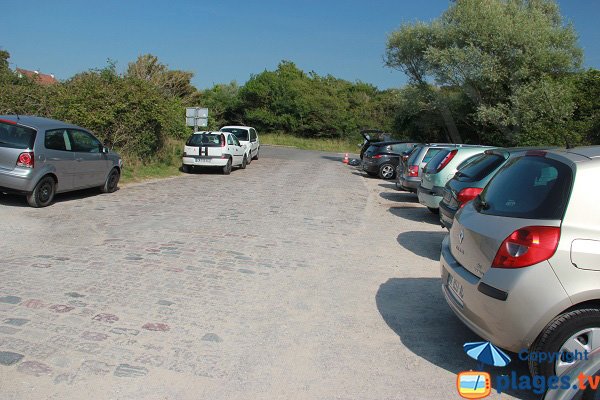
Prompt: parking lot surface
<box><xmin>0</xmin><ymin>146</ymin><xmax>531</xmax><ymax>399</ymax></box>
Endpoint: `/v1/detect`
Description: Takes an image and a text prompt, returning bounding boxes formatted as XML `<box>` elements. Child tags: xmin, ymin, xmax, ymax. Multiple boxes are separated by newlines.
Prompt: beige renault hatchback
<box><xmin>440</xmin><ymin>147</ymin><xmax>600</xmax><ymax>378</ymax></box>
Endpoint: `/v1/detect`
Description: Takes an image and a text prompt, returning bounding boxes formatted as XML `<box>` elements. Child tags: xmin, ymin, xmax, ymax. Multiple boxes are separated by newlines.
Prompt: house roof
<box><xmin>16</xmin><ymin>68</ymin><xmax>58</xmax><ymax>85</ymax></box>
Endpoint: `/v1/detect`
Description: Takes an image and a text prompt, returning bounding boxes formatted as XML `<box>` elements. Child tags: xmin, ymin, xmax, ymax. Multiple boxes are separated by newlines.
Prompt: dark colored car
<box><xmin>439</xmin><ymin>148</ymin><xmax>551</xmax><ymax>229</ymax></box>
<box><xmin>359</xmin><ymin>129</ymin><xmax>386</xmax><ymax>160</ymax></box>
<box><xmin>362</xmin><ymin>141</ymin><xmax>418</xmax><ymax>179</ymax></box>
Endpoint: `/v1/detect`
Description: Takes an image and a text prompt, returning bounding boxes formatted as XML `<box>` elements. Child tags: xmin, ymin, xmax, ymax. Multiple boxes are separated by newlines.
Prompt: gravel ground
<box><xmin>0</xmin><ymin>146</ymin><xmax>534</xmax><ymax>399</ymax></box>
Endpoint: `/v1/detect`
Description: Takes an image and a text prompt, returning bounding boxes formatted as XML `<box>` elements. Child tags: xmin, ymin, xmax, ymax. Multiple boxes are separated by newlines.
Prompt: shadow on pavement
<box><xmin>397</xmin><ymin>230</ymin><xmax>446</xmax><ymax>261</ymax></box>
<box><xmin>380</xmin><ymin>191</ymin><xmax>419</xmax><ymax>203</ymax></box>
<box><xmin>378</xmin><ymin>183</ymin><xmax>398</xmax><ymax>190</ymax></box>
<box><xmin>376</xmin><ymin>278</ymin><xmax>536</xmax><ymax>400</ymax></box>
<box><xmin>0</xmin><ymin>187</ymin><xmax>111</xmax><ymax>208</ymax></box>
<box><xmin>389</xmin><ymin>205</ymin><xmax>442</xmax><ymax>225</ymax></box>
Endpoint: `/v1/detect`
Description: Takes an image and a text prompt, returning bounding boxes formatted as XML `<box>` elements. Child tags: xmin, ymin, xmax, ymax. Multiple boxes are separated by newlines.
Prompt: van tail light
<box><xmin>457</xmin><ymin>187</ymin><xmax>483</xmax><ymax>207</ymax></box>
<box><xmin>17</xmin><ymin>152</ymin><xmax>34</xmax><ymax>168</ymax></box>
<box><xmin>220</xmin><ymin>134</ymin><xmax>226</xmax><ymax>147</ymax></box>
<box><xmin>492</xmin><ymin>226</ymin><xmax>560</xmax><ymax>269</ymax></box>
<box><xmin>408</xmin><ymin>165</ymin><xmax>419</xmax><ymax>177</ymax></box>
<box><xmin>436</xmin><ymin>149</ymin><xmax>458</xmax><ymax>172</ymax></box>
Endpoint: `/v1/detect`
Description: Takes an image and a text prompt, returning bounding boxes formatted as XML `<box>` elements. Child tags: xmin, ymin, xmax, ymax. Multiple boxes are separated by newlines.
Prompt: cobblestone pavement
<box><xmin>0</xmin><ymin>146</ymin><xmax>531</xmax><ymax>399</ymax></box>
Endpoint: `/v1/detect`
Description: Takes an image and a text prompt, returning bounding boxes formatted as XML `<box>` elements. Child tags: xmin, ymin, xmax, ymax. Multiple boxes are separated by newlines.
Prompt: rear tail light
<box><xmin>17</xmin><ymin>152</ymin><xmax>34</xmax><ymax>168</ymax></box>
<box><xmin>372</xmin><ymin>154</ymin><xmax>383</xmax><ymax>159</ymax></box>
<box><xmin>435</xmin><ymin>149</ymin><xmax>458</xmax><ymax>172</ymax></box>
<box><xmin>492</xmin><ymin>226</ymin><xmax>560</xmax><ymax>268</ymax></box>
<box><xmin>457</xmin><ymin>187</ymin><xmax>483</xmax><ymax>207</ymax></box>
<box><xmin>408</xmin><ymin>165</ymin><xmax>419</xmax><ymax>177</ymax></box>
<box><xmin>220</xmin><ymin>135</ymin><xmax>226</xmax><ymax>147</ymax></box>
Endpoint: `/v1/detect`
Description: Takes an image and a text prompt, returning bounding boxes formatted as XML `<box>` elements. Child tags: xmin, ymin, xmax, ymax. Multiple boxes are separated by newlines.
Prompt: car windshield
<box><xmin>479</xmin><ymin>156</ymin><xmax>573</xmax><ymax>220</ymax></box>
<box><xmin>0</xmin><ymin>121</ymin><xmax>37</xmax><ymax>149</ymax></box>
<box><xmin>222</xmin><ymin>128</ymin><xmax>249</xmax><ymax>141</ymax></box>
<box><xmin>186</xmin><ymin>133</ymin><xmax>222</xmax><ymax>147</ymax></box>
<box><xmin>456</xmin><ymin>153</ymin><xmax>505</xmax><ymax>182</ymax></box>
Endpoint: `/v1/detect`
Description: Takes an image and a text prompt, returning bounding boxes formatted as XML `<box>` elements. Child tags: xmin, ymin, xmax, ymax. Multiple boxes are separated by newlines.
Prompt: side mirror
<box><xmin>101</xmin><ymin>146</ymin><xmax>109</xmax><ymax>154</ymax></box>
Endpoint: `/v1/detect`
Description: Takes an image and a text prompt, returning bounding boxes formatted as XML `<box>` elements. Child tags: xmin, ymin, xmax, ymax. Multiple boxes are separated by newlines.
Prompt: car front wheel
<box><xmin>101</xmin><ymin>168</ymin><xmax>120</xmax><ymax>193</ymax></box>
<box><xmin>529</xmin><ymin>308</ymin><xmax>600</xmax><ymax>378</ymax></box>
<box><xmin>27</xmin><ymin>176</ymin><xmax>56</xmax><ymax>207</ymax></box>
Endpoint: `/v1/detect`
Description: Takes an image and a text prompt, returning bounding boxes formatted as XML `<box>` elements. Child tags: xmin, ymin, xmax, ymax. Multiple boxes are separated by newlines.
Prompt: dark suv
<box><xmin>362</xmin><ymin>141</ymin><xmax>417</xmax><ymax>179</ymax></box>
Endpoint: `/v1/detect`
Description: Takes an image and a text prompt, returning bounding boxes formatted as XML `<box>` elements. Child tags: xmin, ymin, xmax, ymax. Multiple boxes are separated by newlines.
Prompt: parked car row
<box><xmin>0</xmin><ymin>115</ymin><xmax>122</xmax><ymax>207</ymax></box>
<box><xmin>362</xmin><ymin>140</ymin><xmax>600</xmax><ymax>384</ymax></box>
<box><xmin>181</xmin><ymin>126</ymin><xmax>260</xmax><ymax>175</ymax></box>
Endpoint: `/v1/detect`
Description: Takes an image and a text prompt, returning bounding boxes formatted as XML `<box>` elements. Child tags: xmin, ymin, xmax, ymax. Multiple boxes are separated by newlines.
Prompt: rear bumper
<box><xmin>440</xmin><ymin>235</ymin><xmax>572</xmax><ymax>353</ymax></box>
<box><xmin>399</xmin><ymin>176</ymin><xmax>420</xmax><ymax>192</ymax></box>
<box><xmin>182</xmin><ymin>156</ymin><xmax>228</xmax><ymax>167</ymax></box>
<box><xmin>361</xmin><ymin>161</ymin><xmax>379</xmax><ymax>174</ymax></box>
<box><xmin>417</xmin><ymin>184</ymin><xmax>444</xmax><ymax>209</ymax></box>
<box><xmin>439</xmin><ymin>201</ymin><xmax>457</xmax><ymax>229</ymax></box>
<box><xmin>0</xmin><ymin>168</ymin><xmax>36</xmax><ymax>193</ymax></box>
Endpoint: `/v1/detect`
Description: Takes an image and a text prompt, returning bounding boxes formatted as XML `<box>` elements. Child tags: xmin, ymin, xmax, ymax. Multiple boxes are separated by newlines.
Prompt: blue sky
<box><xmin>2</xmin><ymin>0</ymin><xmax>598</xmax><ymax>90</ymax></box>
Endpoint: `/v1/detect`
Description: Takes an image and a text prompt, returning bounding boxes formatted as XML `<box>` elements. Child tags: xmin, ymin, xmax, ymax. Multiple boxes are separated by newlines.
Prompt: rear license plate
<box><xmin>195</xmin><ymin>158</ymin><xmax>210</xmax><ymax>164</ymax></box>
<box><xmin>447</xmin><ymin>274</ymin><xmax>464</xmax><ymax>306</ymax></box>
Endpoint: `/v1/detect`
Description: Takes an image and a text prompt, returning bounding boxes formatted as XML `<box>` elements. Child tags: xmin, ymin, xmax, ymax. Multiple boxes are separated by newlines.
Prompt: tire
<box><xmin>427</xmin><ymin>207</ymin><xmax>439</xmax><ymax>214</ymax></box>
<box><xmin>100</xmin><ymin>168</ymin><xmax>120</xmax><ymax>193</ymax></box>
<box><xmin>27</xmin><ymin>176</ymin><xmax>56</xmax><ymax>208</ymax></box>
<box><xmin>529</xmin><ymin>308</ymin><xmax>600</xmax><ymax>378</ymax></box>
<box><xmin>253</xmin><ymin>148</ymin><xmax>259</xmax><ymax>160</ymax></box>
<box><xmin>182</xmin><ymin>164</ymin><xmax>190</xmax><ymax>173</ymax></box>
<box><xmin>240</xmin><ymin>156</ymin><xmax>247</xmax><ymax>169</ymax></box>
<box><xmin>378</xmin><ymin>163</ymin><xmax>395</xmax><ymax>180</ymax></box>
<box><xmin>222</xmin><ymin>158</ymin><xmax>232</xmax><ymax>175</ymax></box>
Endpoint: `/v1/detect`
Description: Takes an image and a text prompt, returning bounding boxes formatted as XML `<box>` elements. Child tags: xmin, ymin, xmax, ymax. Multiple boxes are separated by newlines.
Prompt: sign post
<box><xmin>185</xmin><ymin>107</ymin><xmax>209</xmax><ymax>131</ymax></box>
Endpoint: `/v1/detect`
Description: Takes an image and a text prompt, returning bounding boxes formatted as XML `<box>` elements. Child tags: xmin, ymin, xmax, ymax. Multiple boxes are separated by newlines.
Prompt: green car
<box><xmin>417</xmin><ymin>145</ymin><xmax>494</xmax><ymax>213</ymax></box>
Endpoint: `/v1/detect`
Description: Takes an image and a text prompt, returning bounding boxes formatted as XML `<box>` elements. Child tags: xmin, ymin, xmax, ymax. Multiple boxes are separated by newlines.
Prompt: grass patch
<box><xmin>120</xmin><ymin>137</ymin><xmax>183</xmax><ymax>184</ymax></box>
<box><xmin>261</xmin><ymin>133</ymin><xmax>360</xmax><ymax>154</ymax></box>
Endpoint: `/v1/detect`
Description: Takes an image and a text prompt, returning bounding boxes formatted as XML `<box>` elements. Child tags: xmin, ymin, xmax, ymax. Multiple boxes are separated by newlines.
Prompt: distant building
<box><xmin>16</xmin><ymin>68</ymin><xmax>58</xmax><ymax>85</ymax></box>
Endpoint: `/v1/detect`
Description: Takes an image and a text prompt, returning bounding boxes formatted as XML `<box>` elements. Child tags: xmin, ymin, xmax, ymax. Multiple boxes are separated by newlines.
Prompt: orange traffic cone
<box><xmin>343</xmin><ymin>153</ymin><xmax>349</xmax><ymax>164</ymax></box>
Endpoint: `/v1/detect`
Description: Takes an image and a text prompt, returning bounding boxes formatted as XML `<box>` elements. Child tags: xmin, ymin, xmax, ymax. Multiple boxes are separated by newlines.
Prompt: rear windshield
<box><xmin>424</xmin><ymin>149</ymin><xmax>450</xmax><ymax>173</ymax></box>
<box><xmin>479</xmin><ymin>156</ymin><xmax>573</xmax><ymax>220</ymax></box>
<box><xmin>222</xmin><ymin>128</ymin><xmax>249</xmax><ymax>141</ymax></box>
<box><xmin>457</xmin><ymin>153</ymin><xmax>505</xmax><ymax>182</ymax></box>
<box><xmin>0</xmin><ymin>122</ymin><xmax>36</xmax><ymax>149</ymax></box>
<box><xmin>186</xmin><ymin>133</ymin><xmax>222</xmax><ymax>147</ymax></box>
<box><xmin>423</xmin><ymin>148</ymin><xmax>445</xmax><ymax>163</ymax></box>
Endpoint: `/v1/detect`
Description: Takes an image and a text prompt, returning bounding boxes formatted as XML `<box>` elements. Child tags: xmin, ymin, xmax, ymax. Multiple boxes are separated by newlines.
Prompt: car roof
<box><xmin>370</xmin><ymin>140</ymin><xmax>417</xmax><ymax>146</ymax></box>
<box><xmin>220</xmin><ymin>126</ymin><xmax>253</xmax><ymax>130</ymax></box>
<box><xmin>0</xmin><ymin>115</ymin><xmax>85</xmax><ymax>131</ymax></box>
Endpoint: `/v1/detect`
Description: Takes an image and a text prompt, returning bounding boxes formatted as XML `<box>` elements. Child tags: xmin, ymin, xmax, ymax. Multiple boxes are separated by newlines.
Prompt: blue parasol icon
<box><xmin>463</xmin><ymin>341</ymin><xmax>511</xmax><ymax>368</ymax></box>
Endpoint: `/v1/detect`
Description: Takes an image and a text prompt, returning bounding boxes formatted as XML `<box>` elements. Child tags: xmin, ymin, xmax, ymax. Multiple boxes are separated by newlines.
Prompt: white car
<box><xmin>220</xmin><ymin>126</ymin><xmax>260</xmax><ymax>163</ymax></box>
<box><xmin>182</xmin><ymin>131</ymin><xmax>247</xmax><ymax>175</ymax></box>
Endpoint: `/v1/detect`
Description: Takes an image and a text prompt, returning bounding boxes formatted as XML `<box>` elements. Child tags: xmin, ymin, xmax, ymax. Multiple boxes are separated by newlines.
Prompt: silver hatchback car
<box><xmin>0</xmin><ymin>116</ymin><xmax>122</xmax><ymax>207</ymax></box>
<box><xmin>440</xmin><ymin>147</ymin><xmax>600</xmax><ymax>378</ymax></box>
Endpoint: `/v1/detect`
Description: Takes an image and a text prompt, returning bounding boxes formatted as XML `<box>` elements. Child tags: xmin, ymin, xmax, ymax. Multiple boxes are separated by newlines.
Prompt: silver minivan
<box><xmin>0</xmin><ymin>115</ymin><xmax>122</xmax><ymax>207</ymax></box>
<box><xmin>440</xmin><ymin>147</ymin><xmax>600</xmax><ymax>379</ymax></box>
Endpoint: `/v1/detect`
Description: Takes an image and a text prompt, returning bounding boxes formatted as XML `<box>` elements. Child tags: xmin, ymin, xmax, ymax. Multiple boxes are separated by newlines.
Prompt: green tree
<box><xmin>385</xmin><ymin>0</ymin><xmax>583</xmax><ymax>145</ymax></box>
<box><xmin>126</xmin><ymin>54</ymin><xmax>197</xmax><ymax>99</ymax></box>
